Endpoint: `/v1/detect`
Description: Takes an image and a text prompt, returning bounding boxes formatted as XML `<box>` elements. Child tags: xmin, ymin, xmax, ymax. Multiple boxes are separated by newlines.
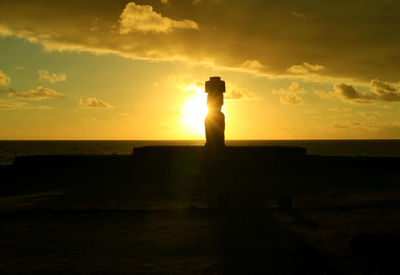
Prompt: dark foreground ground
<box><xmin>1</xmin><ymin>146</ymin><xmax>400</xmax><ymax>274</ymax></box>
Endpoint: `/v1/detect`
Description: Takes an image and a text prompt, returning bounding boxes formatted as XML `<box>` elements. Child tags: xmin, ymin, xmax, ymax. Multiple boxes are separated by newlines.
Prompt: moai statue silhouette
<box><xmin>205</xmin><ymin>76</ymin><xmax>225</xmax><ymax>149</ymax></box>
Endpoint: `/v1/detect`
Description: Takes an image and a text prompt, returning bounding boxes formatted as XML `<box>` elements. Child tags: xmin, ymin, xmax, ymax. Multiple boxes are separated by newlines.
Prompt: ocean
<box><xmin>1</xmin><ymin>140</ymin><xmax>400</xmax><ymax>166</ymax></box>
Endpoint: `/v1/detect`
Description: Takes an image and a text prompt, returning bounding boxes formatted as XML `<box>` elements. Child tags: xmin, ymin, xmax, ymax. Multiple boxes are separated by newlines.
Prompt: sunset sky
<box><xmin>1</xmin><ymin>0</ymin><xmax>400</xmax><ymax>140</ymax></box>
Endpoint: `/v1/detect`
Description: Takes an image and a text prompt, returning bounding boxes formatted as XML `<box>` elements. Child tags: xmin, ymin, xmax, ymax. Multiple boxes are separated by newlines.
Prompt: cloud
<box><xmin>274</xmin><ymin>82</ymin><xmax>306</xmax><ymax>105</ymax></box>
<box><xmin>0</xmin><ymin>99</ymin><xmax>53</xmax><ymax>110</ymax></box>
<box><xmin>318</xmin><ymin>79</ymin><xmax>400</xmax><ymax>104</ymax></box>
<box><xmin>358</xmin><ymin>112</ymin><xmax>373</xmax><ymax>119</ymax></box>
<box><xmin>329</xmin><ymin>121</ymin><xmax>400</xmax><ymax>138</ymax></box>
<box><xmin>332</xmin><ymin>83</ymin><xmax>375</xmax><ymax>104</ymax></box>
<box><xmin>280</xmin><ymin>93</ymin><xmax>304</xmax><ymax>105</ymax></box>
<box><xmin>328</xmin><ymin>107</ymin><xmax>351</xmax><ymax>112</ymax></box>
<box><xmin>161</xmin><ymin>0</ymin><xmax>169</xmax><ymax>4</ymax></box>
<box><xmin>0</xmin><ymin>99</ymin><xmax>27</xmax><ymax>110</ymax></box>
<box><xmin>356</xmin><ymin>111</ymin><xmax>383</xmax><ymax>119</ymax></box>
<box><xmin>155</xmin><ymin>74</ymin><xmax>256</xmax><ymax>101</ymax></box>
<box><xmin>304</xmin><ymin>109</ymin><xmax>318</xmax><ymax>114</ymax></box>
<box><xmin>333</xmin><ymin>122</ymin><xmax>350</xmax><ymax>129</ymax></box>
<box><xmin>0</xmin><ymin>70</ymin><xmax>11</xmax><ymax>86</ymax></box>
<box><xmin>0</xmin><ymin>88</ymin><xmax>10</xmax><ymax>95</ymax></box>
<box><xmin>274</xmin><ymin>82</ymin><xmax>306</xmax><ymax>94</ymax></box>
<box><xmin>314</xmin><ymin>90</ymin><xmax>332</xmax><ymax>99</ymax></box>
<box><xmin>37</xmin><ymin>105</ymin><xmax>52</xmax><ymax>110</ymax></box>
<box><xmin>1</xmin><ymin>1</ymin><xmax>400</xmax><ymax>82</ymax></box>
<box><xmin>377</xmin><ymin>124</ymin><xmax>400</xmax><ymax>138</ymax></box>
<box><xmin>224</xmin><ymin>89</ymin><xmax>248</xmax><ymax>100</ymax></box>
<box><xmin>370</xmin><ymin>79</ymin><xmax>400</xmax><ymax>102</ymax></box>
<box><xmin>38</xmin><ymin>69</ymin><xmax>66</xmax><ymax>83</ymax></box>
<box><xmin>287</xmin><ymin>62</ymin><xmax>324</xmax><ymax>74</ymax></box>
<box><xmin>241</xmin><ymin>60</ymin><xmax>266</xmax><ymax>71</ymax></box>
<box><xmin>331</xmin><ymin>120</ymin><xmax>384</xmax><ymax>133</ymax></box>
<box><xmin>79</xmin><ymin>97</ymin><xmax>113</xmax><ymax>109</ymax></box>
<box><xmin>119</xmin><ymin>2</ymin><xmax>198</xmax><ymax>34</ymax></box>
<box><xmin>113</xmin><ymin>113</ymin><xmax>131</xmax><ymax>120</ymax></box>
<box><xmin>291</xmin><ymin>11</ymin><xmax>305</xmax><ymax>19</ymax></box>
<box><xmin>225</xmin><ymin>83</ymin><xmax>255</xmax><ymax>100</ymax></box>
<box><xmin>83</xmin><ymin>116</ymin><xmax>100</xmax><ymax>123</ymax></box>
<box><xmin>9</xmin><ymin>86</ymin><xmax>65</xmax><ymax>100</ymax></box>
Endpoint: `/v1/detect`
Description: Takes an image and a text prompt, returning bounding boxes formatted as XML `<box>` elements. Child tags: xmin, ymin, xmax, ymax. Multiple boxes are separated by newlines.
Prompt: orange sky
<box><xmin>0</xmin><ymin>0</ymin><xmax>400</xmax><ymax>139</ymax></box>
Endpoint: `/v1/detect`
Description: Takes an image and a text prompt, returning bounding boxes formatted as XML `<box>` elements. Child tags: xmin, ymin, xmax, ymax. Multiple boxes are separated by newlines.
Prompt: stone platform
<box><xmin>2</xmin><ymin>145</ymin><xmax>400</xmax><ymax>209</ymax></box>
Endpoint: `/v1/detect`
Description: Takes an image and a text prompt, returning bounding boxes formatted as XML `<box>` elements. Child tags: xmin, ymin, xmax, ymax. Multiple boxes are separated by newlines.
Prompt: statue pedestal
<box><xmin>133</xmin><ymin>145</ymin><xmax>306</xmax><ymax>208</ymax></box>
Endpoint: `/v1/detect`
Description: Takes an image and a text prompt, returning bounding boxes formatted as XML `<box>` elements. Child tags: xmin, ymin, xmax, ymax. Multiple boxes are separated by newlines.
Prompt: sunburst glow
<box><xmin>181</xmin><ymin>85</ymin><xmax>208</xmax><ymax>135</ymax></box>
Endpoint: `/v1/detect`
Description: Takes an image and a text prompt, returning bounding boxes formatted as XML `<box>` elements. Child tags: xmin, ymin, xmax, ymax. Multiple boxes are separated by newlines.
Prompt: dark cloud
<box><xmin>0</xmin><ymin>1</ymin><xmax>400</xmax><ymax>82</ymax></box>
<box><xmin>330</xmin><ymin>79</ymin><xmax>400</xmax><ymax>104</ymax></box>
<box><xmin>333</xmin><ymin>83</ymin><xmax>375</xmax><ymax>104</ymax></box>
<box><xmin>370</xmin><ymin>79</ymin><xmax>400</xmax><ymax>102</ymax></box>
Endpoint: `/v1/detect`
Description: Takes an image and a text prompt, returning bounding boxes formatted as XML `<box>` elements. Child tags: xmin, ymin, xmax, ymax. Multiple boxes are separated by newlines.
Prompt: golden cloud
<box><xmin>280</xmin><ymin>93</ymin><xmax>305</xmax><ymax>105</ymax></box>
<box><xmin>0</xmin><ymin>99</ymin><xmax>27</xmax><ymax>110</ymax></box>
<box><xmin>274</xmin><ymin>82</ymin><xmax>306</xmax><ymax>95</ymax></box>
<box><xmin>287</xmin><ymin>62</ymin><xmax>324</xmax><ymax>74</ymax></box>
<box><xmin>0</xmin><ymin>70</ymin><xmax>11</xmax><ymax>86</ymax></box>
<box><xmin>9</xmin><ymin>86</ymin><xmax>65</xmax><ymax>100</ymax></box>
<box><xmin>274</xmin><ymin>82</ymin><xmax>306</xmax><ymax>105</ymax></box>
<box><xmin>38</xmin><ymin>69</ymin><xmax>66</xmax><ymax>83</ymax></box>
<box><xmin>79</xmin><ymin>97</ymin><xmax>113</xmax><ymax>109</ymax></box>
<box><xmin>119</xmin><ymin>2</ymin><xmax>198</xmax><ymax>34</ymax></box>
<box><xmin>0</xmin><ymin>1</ymin><xmax>399</xmax><ymax>82</ymax></box>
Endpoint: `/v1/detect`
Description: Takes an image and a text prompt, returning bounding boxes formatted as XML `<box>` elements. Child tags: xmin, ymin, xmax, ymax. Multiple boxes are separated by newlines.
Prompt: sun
<box><xmin>181</xmin><ymin>85</ymin><xmax>208</xmax><ymax>136</ymax></box>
